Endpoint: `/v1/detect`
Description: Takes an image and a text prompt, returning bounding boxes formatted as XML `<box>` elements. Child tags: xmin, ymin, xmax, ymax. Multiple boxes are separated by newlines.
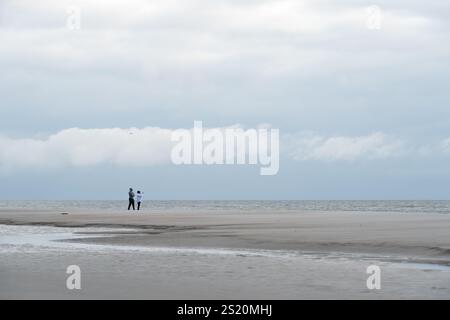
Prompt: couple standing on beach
<box><xmin>128</xmin><ymin>188</ymin><xmax>143</xmax><ymax>211</ymax></box>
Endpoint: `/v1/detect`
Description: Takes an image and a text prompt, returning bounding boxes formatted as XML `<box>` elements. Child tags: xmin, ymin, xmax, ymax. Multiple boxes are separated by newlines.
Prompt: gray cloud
<box><xmin>1</xmin><ymin>1</ymin><xmax>449</xmax><ymax>198</ymax></box>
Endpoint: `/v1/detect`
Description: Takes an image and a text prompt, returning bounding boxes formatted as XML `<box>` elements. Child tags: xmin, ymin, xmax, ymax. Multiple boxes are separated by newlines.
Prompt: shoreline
<box><xmin>1</xmin><ymin>211</ymin><xmax>450</xmax><ymax>299</ymax></box>
<box><xmin>1</xmin><ymin>209</ymin><xmax>449</xmax><ymax>265</ymax></box>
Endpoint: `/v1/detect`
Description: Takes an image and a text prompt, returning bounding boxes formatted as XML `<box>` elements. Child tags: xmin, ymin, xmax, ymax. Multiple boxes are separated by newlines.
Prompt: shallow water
<box><xmin>0</xmin><ymin>224</ymin><xmax>449</xmax><ymax>268</ymax></box>
<box><xmin>1</xmin><ymin>224</ymin><xmax>449</xmax><ymax>299</ymax></box>
<box><xmin>1</xmin><ymin>224</ymin><xmax>450</xmax><ymax>268</ymax></box>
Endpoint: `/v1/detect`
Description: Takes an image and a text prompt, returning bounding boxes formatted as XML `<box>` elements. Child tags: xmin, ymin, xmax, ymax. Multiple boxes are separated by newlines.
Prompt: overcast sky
<box><xmin>1</xmin><ymin>0</ymin><xmax>449</xmax><ymax>200</ymax></box>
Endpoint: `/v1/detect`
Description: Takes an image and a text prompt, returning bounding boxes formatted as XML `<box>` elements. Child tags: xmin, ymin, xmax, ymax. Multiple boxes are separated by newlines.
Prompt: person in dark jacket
<box><xmin>128</xmin><ymin>188</ymin><xmax>135</xmax><ymax>210</ymax></box>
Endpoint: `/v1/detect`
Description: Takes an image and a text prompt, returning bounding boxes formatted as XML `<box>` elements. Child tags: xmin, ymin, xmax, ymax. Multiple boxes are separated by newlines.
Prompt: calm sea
<box><xmin>0</xmin><ymin>200</ymin><xmax>449</xmax><ymax>214</ymax></box>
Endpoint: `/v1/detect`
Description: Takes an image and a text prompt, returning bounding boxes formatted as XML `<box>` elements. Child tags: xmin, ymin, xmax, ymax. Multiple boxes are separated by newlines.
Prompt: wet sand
<box><xmin>0</xmin><ymin>209</ymin><xmax>449</xmax><ymax>264</ymax></box>
<box><xmin>1</xmin><ymin>209</ymin><xmax>449</xmax><ymax>299</ymax></box>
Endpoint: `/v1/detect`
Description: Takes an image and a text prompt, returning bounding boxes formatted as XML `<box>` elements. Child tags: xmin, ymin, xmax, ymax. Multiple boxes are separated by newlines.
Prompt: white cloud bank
<box><xmin>0</xmin><ymin>128</ymin><xmax>449</xmax><ymax>171</ymax></box>
<box><xmin>285</xmin><ymin>132</ymin><xmax>406</xmax><ymax>161</ymax></box>
<box><xmin>0</xmin><ymin>127</ymin><xmax>174</xmax><ymax>170</ymax></box>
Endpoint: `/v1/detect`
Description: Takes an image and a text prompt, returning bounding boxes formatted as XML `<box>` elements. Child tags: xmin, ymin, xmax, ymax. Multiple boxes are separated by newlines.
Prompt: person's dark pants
<box><xmin>137</xmin><ymin>202</ymin><xmax>141</xmax><ymax>211</ymax></box>
<box><xmin>128</xmin><ymin>199</ymin><xmax>135</xmax><ymax>210</ymax></box>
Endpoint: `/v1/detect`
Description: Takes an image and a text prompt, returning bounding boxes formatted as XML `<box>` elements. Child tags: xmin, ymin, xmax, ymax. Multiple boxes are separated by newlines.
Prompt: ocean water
<box><xmin>0</xmin><ymin>200</ymin><xmax>450</xmax><ymax>214</ymax></box>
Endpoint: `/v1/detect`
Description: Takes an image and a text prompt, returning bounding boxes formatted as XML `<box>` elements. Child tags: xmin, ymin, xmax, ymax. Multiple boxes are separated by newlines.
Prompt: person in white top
<box><xmin>136</xmin><ymin>191</ymin><xmax>143</xmax><ymax>211</ymax></box>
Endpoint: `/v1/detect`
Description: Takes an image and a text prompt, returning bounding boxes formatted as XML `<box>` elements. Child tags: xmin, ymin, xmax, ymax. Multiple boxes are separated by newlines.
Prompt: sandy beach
<box><xmin>1</xmin><ymin>208</ymin><xmax>449</xmax><ymax>299</ymax></box>
<box><xmin>1</xmin><ymin>209</ymin><xmax>449</xmax><ymax>262</ymax></box>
